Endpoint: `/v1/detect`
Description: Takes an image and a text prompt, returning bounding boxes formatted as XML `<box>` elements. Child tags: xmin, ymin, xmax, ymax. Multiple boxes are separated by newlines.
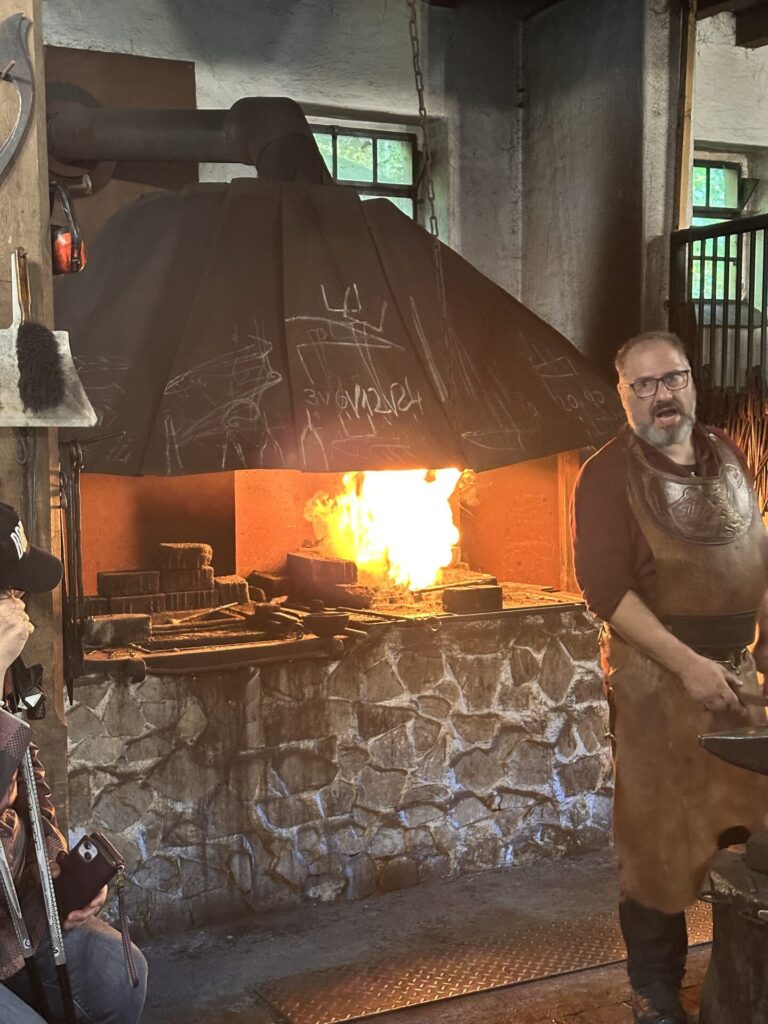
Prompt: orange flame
<box><xmin>306</xmin><ymin>469</ymin><xmax>462</xmax><ymax>590</ymax></box>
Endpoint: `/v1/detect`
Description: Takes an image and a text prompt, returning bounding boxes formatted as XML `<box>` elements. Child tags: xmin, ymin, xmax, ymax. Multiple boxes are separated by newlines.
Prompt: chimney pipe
<box><xmin>47</xmin><ymin>96</ymin><xmax>334</xmax><ymax>185</ymax></box>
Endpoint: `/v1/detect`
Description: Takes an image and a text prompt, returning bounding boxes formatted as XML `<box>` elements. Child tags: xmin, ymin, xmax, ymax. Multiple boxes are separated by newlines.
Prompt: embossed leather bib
<box><xmin>624</xmin><ymin>428</ymin><xmax>768</xmax><ymax>620</ymax></box>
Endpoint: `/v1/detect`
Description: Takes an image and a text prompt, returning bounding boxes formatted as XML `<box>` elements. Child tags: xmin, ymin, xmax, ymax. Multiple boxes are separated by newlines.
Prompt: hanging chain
<box><xmin>407</xmin><ymin>0</ymin><xmax>451</xmax><ymax>340</ymax></box>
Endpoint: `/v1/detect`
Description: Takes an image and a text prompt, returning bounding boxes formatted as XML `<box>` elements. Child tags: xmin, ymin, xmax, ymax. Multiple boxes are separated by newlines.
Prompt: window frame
<box><xmin>692</xmin><ymin>159</ymin><xmax>742</xmax><ymax>222</ymax></box>
<box><xmin>311</xmin><ymin>124</ymin><xmax>419</xmax><ymax>218</ymax></box>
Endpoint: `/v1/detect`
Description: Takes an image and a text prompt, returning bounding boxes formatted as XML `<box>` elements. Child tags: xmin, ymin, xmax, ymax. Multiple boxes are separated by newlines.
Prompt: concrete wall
<box><xmin>695</xmin><ymin>13</ymin><xmax>768</xmax><ymax>150</ymax></box>
<box><xmin>41</xmin><ymin>0</ymin><xmax>523</xmax><ymax>295</ymax></box>
<box><xmin>522</xmin><ymin>0</ymin><xmax>680</xmax><ymax>375</ymax></box>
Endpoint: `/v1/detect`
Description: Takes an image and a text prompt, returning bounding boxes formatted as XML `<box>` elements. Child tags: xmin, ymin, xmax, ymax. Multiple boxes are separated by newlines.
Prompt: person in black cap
<box><xmin>0</xmin><ymin>503</ymin><xmax>148</xmax><ymax>1023</ymax></box>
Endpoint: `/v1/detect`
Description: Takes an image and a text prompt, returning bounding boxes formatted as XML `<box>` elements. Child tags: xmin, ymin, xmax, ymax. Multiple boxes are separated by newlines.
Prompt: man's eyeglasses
<box><xmin>620</xmin><ymin>369</ymin><xmax>690</xmax><ymax>400</ymax></box>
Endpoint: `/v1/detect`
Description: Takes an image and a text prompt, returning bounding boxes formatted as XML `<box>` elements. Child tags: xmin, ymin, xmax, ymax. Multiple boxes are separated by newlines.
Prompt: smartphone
<box><xmin>53</xmin><ymin>832</ymin><xmax>123</xmax><ymax>920</ymax></box>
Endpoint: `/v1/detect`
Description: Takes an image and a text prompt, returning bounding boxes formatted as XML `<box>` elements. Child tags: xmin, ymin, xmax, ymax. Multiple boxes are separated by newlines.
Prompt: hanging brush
<box><xmin>13</xmin><ymin>247</ymin><xmax>64</xmax><ymax>412</ymax></box>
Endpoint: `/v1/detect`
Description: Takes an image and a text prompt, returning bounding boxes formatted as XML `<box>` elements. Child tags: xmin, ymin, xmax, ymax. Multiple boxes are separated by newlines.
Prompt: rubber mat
<box><xmin>259</xmin><ymin>902</ymin><xmax>711</xmax><ymax>1024</ymax></box>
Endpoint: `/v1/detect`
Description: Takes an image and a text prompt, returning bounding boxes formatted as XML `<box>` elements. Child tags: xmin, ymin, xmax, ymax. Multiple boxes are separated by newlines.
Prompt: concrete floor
<box><xmin>139</xmin><ymin>850</ymin><xmax>709</xmax><ymax>1024</ymax></box>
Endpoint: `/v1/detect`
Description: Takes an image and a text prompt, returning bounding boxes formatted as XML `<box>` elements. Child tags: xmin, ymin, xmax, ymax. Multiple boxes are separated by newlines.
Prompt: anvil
<box><xmin>699</xmin><ymin>725</ymin><xmax>768</xmax><ymax>776</ymax></box>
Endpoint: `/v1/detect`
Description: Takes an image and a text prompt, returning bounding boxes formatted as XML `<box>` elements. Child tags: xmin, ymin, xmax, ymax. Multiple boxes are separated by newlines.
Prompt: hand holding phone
<box><xmin>53</xmin><ymin>832</ymin><xmax>123</xmax><ymax>921</ymax></box>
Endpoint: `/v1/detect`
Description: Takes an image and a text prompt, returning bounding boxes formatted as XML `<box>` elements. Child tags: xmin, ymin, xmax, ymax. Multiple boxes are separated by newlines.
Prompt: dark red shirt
<box><xmin>570</xmin><ymin>424</ymin><xmax>748</xmax><ymax>621</ymax></box>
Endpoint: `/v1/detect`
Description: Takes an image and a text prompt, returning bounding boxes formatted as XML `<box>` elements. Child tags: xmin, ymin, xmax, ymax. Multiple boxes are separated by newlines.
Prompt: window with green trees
<box><xmin>312</xmin><ymin>127</ymin><xmax>418</xmax><ymax>219</ymax></box>
<box><xmin>691</xmin><ymin>161</ymin><xmax>742</xmax><ymax>301</ymax></box>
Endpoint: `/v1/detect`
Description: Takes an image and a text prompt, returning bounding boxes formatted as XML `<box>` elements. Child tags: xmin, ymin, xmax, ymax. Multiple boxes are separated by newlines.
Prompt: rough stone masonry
<box><xmin>66</xmin><ymin>606</ymin><xmax>611</xmax><ymax>936</ymax></box>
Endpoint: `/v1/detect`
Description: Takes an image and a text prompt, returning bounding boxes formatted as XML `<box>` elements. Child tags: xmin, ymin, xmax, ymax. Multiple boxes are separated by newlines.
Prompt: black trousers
<box><xmin>619</xmin><ymin>898</ymin><xmax>688</xmax><ymax>991</ymax></box>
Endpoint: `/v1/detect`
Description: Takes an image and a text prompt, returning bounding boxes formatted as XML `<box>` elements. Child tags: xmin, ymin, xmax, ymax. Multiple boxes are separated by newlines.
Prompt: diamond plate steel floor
<box><xmin>259</xmin><ymin>902</ymin><xmax>711</xmax><ymax>1024</ymax></box>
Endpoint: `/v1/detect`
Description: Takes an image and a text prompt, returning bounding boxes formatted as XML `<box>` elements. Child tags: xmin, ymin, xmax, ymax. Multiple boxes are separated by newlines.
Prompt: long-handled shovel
<box><xmin>0</xmin><ymin>706</ymin><xmax>52</xmax><ymax>1020</ymax></box>
<box><xmin>0</xmin><ymin>247</ymin><xmax>97</xmax><ymax>427</ymax></box>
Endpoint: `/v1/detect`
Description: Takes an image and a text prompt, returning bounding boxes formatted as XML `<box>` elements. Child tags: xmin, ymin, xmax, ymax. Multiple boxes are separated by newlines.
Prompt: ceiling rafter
<box><xmin>697</xmin><ymin>0</ymin><xmax>764</xmax><ymax>19</ymax></box>
<box><xmin>735</xmin><ymin>2</ymin><xmax>768</xmax><ymax>45</ymax></box>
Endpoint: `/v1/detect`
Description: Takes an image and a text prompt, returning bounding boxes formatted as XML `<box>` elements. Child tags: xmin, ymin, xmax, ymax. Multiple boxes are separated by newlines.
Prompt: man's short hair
<box><xmin>614</xmin><ymin>332</ymin><xmax>690</xmax><ymax>378</ymax></box>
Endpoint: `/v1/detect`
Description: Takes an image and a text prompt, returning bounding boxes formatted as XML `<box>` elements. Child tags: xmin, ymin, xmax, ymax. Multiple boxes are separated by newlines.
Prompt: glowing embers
<box><xmin>306</xmin><ymin>469</ymin><xmax>462</xmax><ymax>590</ymax></box>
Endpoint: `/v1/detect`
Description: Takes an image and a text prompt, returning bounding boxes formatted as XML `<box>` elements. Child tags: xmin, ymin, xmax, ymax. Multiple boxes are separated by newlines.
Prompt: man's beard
<box><xmin>633</xmin><ymin>395</ymin><xmax>696</xmax><ymax>449</ymax></box>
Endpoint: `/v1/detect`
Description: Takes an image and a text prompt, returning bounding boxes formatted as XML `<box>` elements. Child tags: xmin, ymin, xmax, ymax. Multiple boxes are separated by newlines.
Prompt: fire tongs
<box><xmin>0</xmin><ymin>663</ymin><xmax>77</xmax><ymax>1024</ymax></box>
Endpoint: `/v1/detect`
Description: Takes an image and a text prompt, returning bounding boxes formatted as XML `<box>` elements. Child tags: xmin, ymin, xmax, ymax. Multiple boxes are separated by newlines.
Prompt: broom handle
<box><xmin>11</xmin><ymin>247</ymin><xmax>32</xmax><ymax>326</ymax></box>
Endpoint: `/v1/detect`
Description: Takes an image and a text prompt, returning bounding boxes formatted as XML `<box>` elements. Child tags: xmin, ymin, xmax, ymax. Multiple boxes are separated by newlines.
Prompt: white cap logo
<box><xmin>10</xmin><ymin>522</ymin><xmax>28</xmax><ymax>561</ymax></box>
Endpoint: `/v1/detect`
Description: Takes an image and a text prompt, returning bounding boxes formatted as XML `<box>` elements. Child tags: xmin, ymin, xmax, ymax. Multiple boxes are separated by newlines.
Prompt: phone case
<box><xmin>53</xmin><ymin>832</ymin><xmax>123</xmax><ymax>919</ymax></box>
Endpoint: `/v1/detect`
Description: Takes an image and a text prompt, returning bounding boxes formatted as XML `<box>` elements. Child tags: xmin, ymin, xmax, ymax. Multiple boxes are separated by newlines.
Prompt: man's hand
<box><xmin>49</xmin><ymin>859</ymin><xmax>108</xmax><ymax>931</ymax></box>
<box><xmin>0</xmin><ymin>593</ymin><xmax>33</xmax><ymax>678</ymax></box>
<box><xmin>678</xmin><ymin>652</ymin><xmax>747</xmax><ymax>714</ymax></box>
<box><xmin>753</xmin><ymin>636</ymin><xmax>768</xmax><ymax>687</ymax></box>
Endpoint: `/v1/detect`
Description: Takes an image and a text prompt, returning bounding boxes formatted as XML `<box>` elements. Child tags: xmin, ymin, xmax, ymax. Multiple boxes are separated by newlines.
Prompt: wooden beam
<box><xmin>698</xmin><ymin>0</ymin><xmax>763</xmax><ymax>18</ymax></box>
<box><xmin>676</xmin><ymin>0</ymin><xmax>698</xmax><ymax>230</ymax></box>
<box><xmin>736</xmin><ymin>2</ymin><xmax>768</xmax><ymax>46</ymax></box>
<box><xmin>0</xmin><ymin>0</ymin><xmax>69</xmax><ymax>824</ymax></box>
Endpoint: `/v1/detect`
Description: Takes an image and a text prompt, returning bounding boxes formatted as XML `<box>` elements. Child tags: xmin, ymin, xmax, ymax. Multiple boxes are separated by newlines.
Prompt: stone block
<box><xmin>328</xmin><ymin>658</ymin><xmax>403</xmax><ymax>702</ymax></box>
<box><xmin>556</xmin><ymin>755</ymin><xmax>604</xmax><ymax>797</ymax></box>
<box><xmin>133</xmin><ymin>855</ymin><xmax>180</xmax><ymax>893</ymax></box>
<box><xmin>395</xmin><ymin>649</ymin><xmax>445</xmax><ymax>694</ymax></box>
<box><xmin>83</xmin><ymin>614</ymin><xmax>151</xmax><ymax>649</ymax></box>
<box><xmin>557</xmin><ymin>723</ymin><xmax>579</xmax><ymax>761</ymax></box>
<box><xmin>368</xmin><ymin>725</ymin><xmax>416</xmax><ymax>771</ymax></box>
<box><xmin>451</xmin><ymin>795</ymin><xmax>490</xmax><ymax>827</ymax></box>
<box><xmin>404</xmin><ymin>826</ymin><xmax>437</xmax><ymax>854</ymax></box>
<box><xmin>158</xmin><ymin>543</ymin><xmax>213</xmax><ymax>569</ymax></box>
<box><xmin>509</xmin><ymin>646</ymin><xmax>539</xmax><ymax>685</ymax></box>
<box><xmin>274</xmin><ymin>747</ymin><xmax>338</xmax><ymax>795</ymax></box>
<box><xmin>417</xmin><ymin>695</ymin><xmax>452</xmax><ymax>721</ymax></box>
<box><xmin>319</xmin><ymin>780</ymin><xmax>355</xmax><ymax>817</ymax></box>
<box><xmin>452</xmin><ymin>748</ymin><xmax>504</xmax><ymax>792</ymax></box>
<box><xmin>498</xmin><ymin>734</ymin><xmax>553</xmax><ymax>794</ymax></box>
<box><xmin>337</xmin><ymin>744</ymin><xmax>369</xmax><ymax>775</ymax></box>
<box><xmin>97</xmin><ymin>570</ymin><xmax>160</xmax><ymax>597</ymax></box>
<box><xmin>160</xmin><ymin>567</ymin><xmax>215</xmax><ymax>593</ymax></box>
<box><xmin>149</xmin><ymin>748</ymin><xmax>219</xmax><ymax>802</ymax></box>
<box><xmin>356</xmin><ymin>703</ymin><xmax>413</xmax><ymax>740</ymax></box>
<box><xmin>570</xmin><ymin>669</ymin><xmax>605</xmax><ymax>704</ymax></box>
<box><xmin>229</xmin><ymin>850</ymin><xmax>254</xmax><ymax>892</ymax></box>
<box><xmin>102</xmin><ymin>685</ymin><xmax>146</xmax><ymax>738</ymax></box>
<box><xmin>575</xmin><ymin>708</ymin><xmax>609</xmax><ymax>754</ymax></box>
<box><xmin>538</xmin><ymin>639</ymin><xmax>577</xmax><ymax>705</ymax></box>
<box><xmin>356</xmin><ymin>766</ymin><xmax>407</xmax><ymax>812</ymax></box>
<box><xmin>457</xmin><ymin>836</ymin><xmax>501</xmax><ymax>873</ymax></box>
<box><xmin>69</xmin><ymin>735</ymin><xmax>126</xmax><ymax>768</ymax></box>
<box><xmin>418</xmin><ymin>855</ymin><xmax>451</xmax><ymax>883</ymax></box>
<box><xmin>450</xmin><ymin>656</ymin><xmax>502</xmax><ymax>711</ymax></box>
<box><xmin>346</xmin><ymin>853</ymin><xmax>377</xmax><ymax>900</ymax></box>
<box><xmin>162</xmin><ymin>814</ymin><xmax>204</xmax><ymax>847</ymax></box>
<box><xmin>415</xmin><ymin>734</ymin><xmax>449</xmax><ymax>783</ymax></box>
<box><xmin>81</xmin><ymin>596</ymin><xmax>109</xmax><ymax>617</ymax></box>
<box><xmin>67</xmin><ymin>702</ymin><xmax>107</xmax><ymax>740</ymax></box>
<box><xmin>402</xmin><ymin>784</ymin><xmax>449</xmax><ymax>807</ymax></box>
<box><xmin>296</xmin><ymin>825</ymin><xmax>324</xmax><ymax>858</ymax></box>
<box><xmin>214</xmin><ymin>575</ymin><xmax>249</xmax><ymax>604</ymax></box>
<box><xmin>513</xmin><ymin>615</ymin><xmax>548</xmax><ymax>653</ymax></box>
<box><xmin>261</xmin><ymin>794</ymin><xmax>319</xmax><ymax>829</ymax></box>
<box><xmin>377</xmin><ymin>856</ymin><xmax>418</xmax><ymax>892</ymax></box>
<box><xmin>447</xmin><ymin>622</ymin><xmax>506</xmax><ymax>655</ymax></box>
<box><xmin>435</xmin><ymin>679</ymin><xmax>462</xmax><ymax>707</ymax></box>
<box><xmin>401</xmin><ymin>804</ymin><xmax>442</xmax><ymax>827</ymax></box>
<box><xmin>306</xmin><ymin>875</ymin><xmax>346</xmax><ymax>902</ymax></box>
<box><xmin>411</xmin><ymin>716</ymin><xmax>441</xmax><ymax>756</ymax></box>
<box><xmin>331</xmin><ymin>825</ymin><xmax>367</xmax><ymax>855</ymax></box>
<box><xmin>246</xmin><ymin>570</ymin><xmax>291</xmax><ymax>599</ymax></box>
<box><xmin>560</xmin><ymin>628</ymin><xmax>600</xmax><ymax>662</ymax></box>
<box><xmin>286</xmin><ymin>550</ymin><xmax>357</xmax><ymax>584</ymax></box>
<box><xmin>179</xmin><ymin>856</ymin><xmax>230</xmax><ymax>897</ymax></box>
<box><xmin>274</xmin><ymin>847</ymin><xmax>308</xmax><ymax>889</ymax></box>
<box><xmin>369</xmin><ymin>827</ymin><xmax>405</xmax><ymax>858</ymax></box>
<box><xmin>263</xmin><ymin>697</ymin><xmax>333</xmax><ymax>746</ymax></box>
<box><xmin>451</xmin><ymin>713</ymin><xmax>498</xmax><ymax>747</ymax></box>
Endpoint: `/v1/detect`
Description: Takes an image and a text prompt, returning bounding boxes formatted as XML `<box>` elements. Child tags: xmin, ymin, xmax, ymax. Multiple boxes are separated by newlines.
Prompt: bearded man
<box><xmin>571</xmin><ymin>331</ymin><xmax>768</xmax><ymax>1024</ymax></box>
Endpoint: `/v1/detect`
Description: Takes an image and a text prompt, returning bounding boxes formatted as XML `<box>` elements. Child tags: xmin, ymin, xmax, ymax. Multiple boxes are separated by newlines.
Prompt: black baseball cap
<box><xmin>0</xmin><ymin>503</ymin><xmax>63</xmax><ymax>593</ymax></box>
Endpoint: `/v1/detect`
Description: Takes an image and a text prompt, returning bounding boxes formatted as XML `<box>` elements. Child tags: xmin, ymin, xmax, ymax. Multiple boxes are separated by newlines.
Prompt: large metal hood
<box><xmin>53</xmin><ymin>104</ymin><xmax>621</xmax><ymax>475</ymax></box>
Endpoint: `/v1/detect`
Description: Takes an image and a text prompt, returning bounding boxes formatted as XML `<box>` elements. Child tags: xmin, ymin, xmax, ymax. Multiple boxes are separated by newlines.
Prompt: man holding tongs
<box><xmin>0</xmin><ymin>502</ymin><xmax>147</xmax><ymax>1023</ymax></box>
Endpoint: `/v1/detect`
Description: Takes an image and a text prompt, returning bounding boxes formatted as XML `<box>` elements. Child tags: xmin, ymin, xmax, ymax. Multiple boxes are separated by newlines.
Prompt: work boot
<box><xmin>630</xmin><ymin>982</ymin><xmax>688</xmax><ymax>1024</ymax></box>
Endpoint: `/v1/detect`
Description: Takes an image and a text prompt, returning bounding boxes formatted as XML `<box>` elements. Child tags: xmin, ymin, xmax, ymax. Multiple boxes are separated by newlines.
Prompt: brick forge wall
<box><xmin>67</xmin><ymin>606</ymin><xmax>611</xmax><ymax>936</ymax></box>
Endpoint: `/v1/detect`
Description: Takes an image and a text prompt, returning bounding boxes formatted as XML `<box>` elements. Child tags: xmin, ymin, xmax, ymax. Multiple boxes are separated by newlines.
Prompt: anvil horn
<box><xmin>0</xmin><ymin>14</ymin><xmax>34</xmax><ymax>183</ymax></box>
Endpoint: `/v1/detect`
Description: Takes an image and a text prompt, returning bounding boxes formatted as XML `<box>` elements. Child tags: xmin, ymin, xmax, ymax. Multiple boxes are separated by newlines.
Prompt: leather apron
<box><xmin>603</xmin><ymin>428</ymin><xmax>768</xmax><ymax>913</ymax></box>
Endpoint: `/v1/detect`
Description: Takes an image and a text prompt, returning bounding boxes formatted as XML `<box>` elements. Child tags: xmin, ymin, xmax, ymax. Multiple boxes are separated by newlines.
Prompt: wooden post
<box><xmin>0</xmin><ymin>0</ymin><xmax>68</xmax><ymax>826</ymax></box>
<box><xmin>557</xmin><ymin>450</ymin><xmax>580</xmax><ymax>595</ymax></box>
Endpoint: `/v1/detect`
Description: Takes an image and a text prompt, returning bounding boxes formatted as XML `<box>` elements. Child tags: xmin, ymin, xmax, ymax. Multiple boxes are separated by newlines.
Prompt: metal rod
<box><xmin>0</xmin><ymin>841</ymin><xmax>52</xmax><ymax>1021</ymax></box>
<box><xmin>734</xmin><ymin>231</ymin><xmax>744</xmax><ymax>389</ymax></box>
<box><xmin>747</xmin><ymin>229</ymin><xmax>757</xmax><ymax>381</ymax></box>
